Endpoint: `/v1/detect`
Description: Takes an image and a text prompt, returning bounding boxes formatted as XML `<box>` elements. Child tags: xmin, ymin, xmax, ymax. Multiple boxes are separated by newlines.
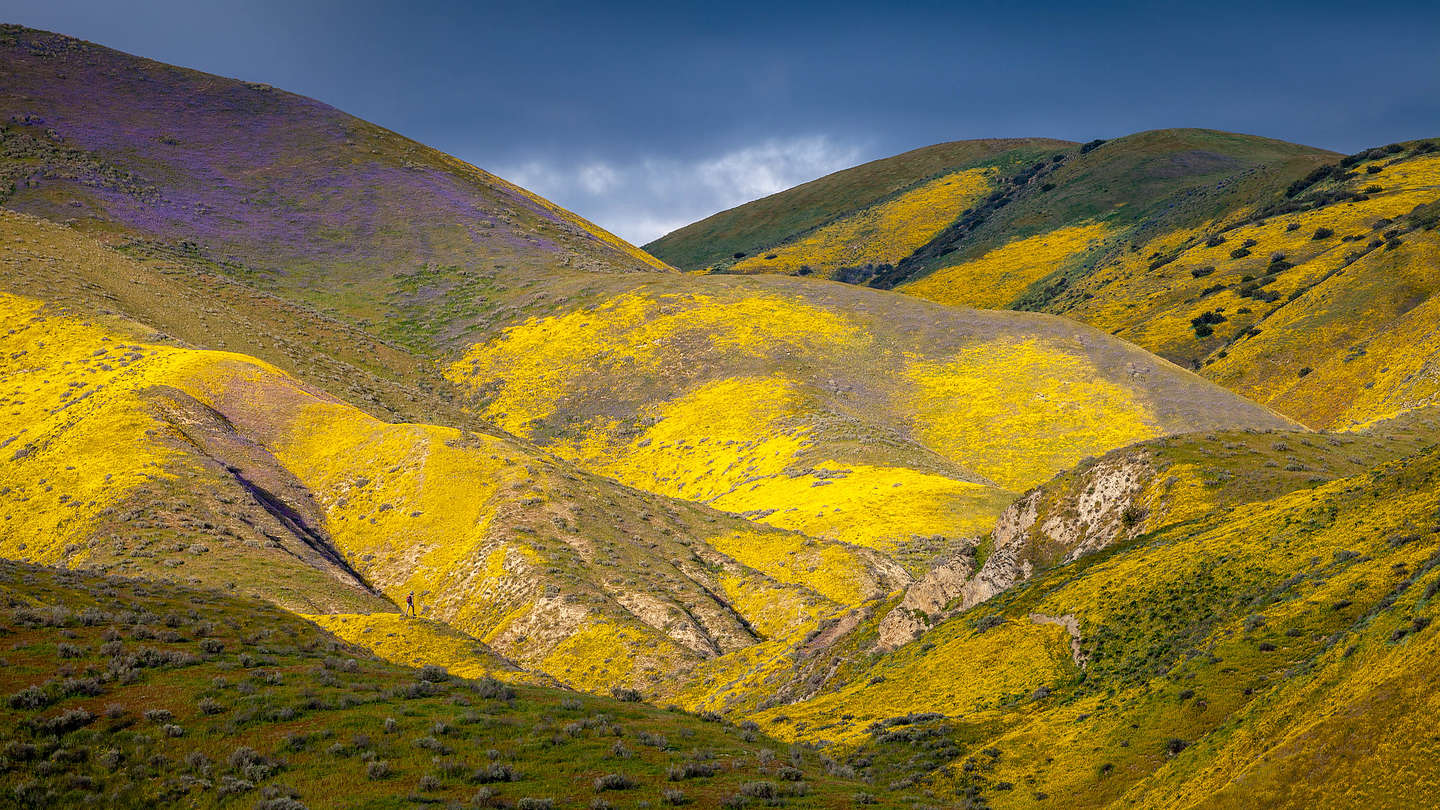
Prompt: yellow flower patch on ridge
<box><xmin>561</xmin><ymin>375</ymin><xmax>812</xmax><ymax>503</ymax></box>
<box><xmin>0</xmin><ymin>292</ymin><xmax>201</xmax><ymax>562</ymax></box>
<box><xmin>729</xmin><ymin>168</ymin><xmax>994</xmax><ymax>277</ymax></box>
<box><xmin>904</xmin><ymin>220</ymin><xmax>1113</xmax><ymax>309</ymax></box>
<box><xmin>710</xmin><ymin>462</ymin><xmax>1011</xmax><ymax>557</ymax></box>
<box><xmin>447</xmin><ymin>290</ymin><xmax>866</xmax><ymax>436</ymax></box>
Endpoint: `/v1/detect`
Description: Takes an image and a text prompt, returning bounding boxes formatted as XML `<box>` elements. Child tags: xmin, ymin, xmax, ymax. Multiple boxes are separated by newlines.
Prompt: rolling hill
<box><xmin>0</xmin><ymin>23</ymin><xmax>670</xmax><ymax>356</ymax></box>
<box><xmin>0</xmin><ymin>232</ymin><xmax>911</xmax><ymax>692</ymax></box>
<box><xmin>444</xmin><ymin>273</ymin><xmax>1298</xmax><ymax>572</ymax></box>
<box><xmin>651</xmin><ymin>130</ymin><xmax>1440</xmax><ymax>432</ymax></box>
<box><xmin>647</xmin><ymin>129</ymin><xmax>1329</xmax><ymax>284</ymax></box>
<box><xmin>645</xmin><ymin>138</ymin><xmax>1073</xmax><ymax>273</ymax></box>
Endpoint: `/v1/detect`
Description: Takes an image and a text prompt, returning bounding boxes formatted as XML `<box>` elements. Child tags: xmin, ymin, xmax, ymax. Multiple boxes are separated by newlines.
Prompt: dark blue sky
<box><xmin>7</xmin><ymin>0</ymin><xmax>1440</xmax><ymax>242</ymax></box>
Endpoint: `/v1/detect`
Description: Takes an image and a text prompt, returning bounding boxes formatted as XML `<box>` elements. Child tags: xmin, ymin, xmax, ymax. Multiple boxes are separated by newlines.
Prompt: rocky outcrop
<box><xmin>1029</xmin><ymin>452</ymin><xmax>1152</xmax><ymax>563</ymax></box>
<box><xmin>876</xmin><ymin>553</ymin><xmax>976</xmax><ymax>650</ymax></box>
<box><xmin>877</xmin><ymin>451</ymin><xmax>1153</xmax><ymax>650</ymax></box>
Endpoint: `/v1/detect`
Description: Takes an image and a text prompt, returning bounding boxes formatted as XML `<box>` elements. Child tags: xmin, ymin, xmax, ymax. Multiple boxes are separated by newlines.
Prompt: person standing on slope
<box><xmin>406</xmin><ymin>592</ymin><xmax>415</xmax><ymax>616</ymax></box>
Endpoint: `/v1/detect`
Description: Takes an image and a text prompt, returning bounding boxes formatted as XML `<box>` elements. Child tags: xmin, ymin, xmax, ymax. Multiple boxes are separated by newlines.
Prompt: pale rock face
<box><xmin>877</xmin><ymin>452</ymin><xmax>1153</xmax><ymax>651</ymax></box>
<box><xmin>614</xmin><ymin>590</ymin><xmax>726</xmax><ymax>657</ymax></box>
<box><xmin>1040</xmin><ymin>453</ymin><xmax>1152</xmax><ymax>563</ymax></box>
<box><xmin>876</xmin><ymin>553</ymin><xmax>975</xmax><ymax>650</ymax></box>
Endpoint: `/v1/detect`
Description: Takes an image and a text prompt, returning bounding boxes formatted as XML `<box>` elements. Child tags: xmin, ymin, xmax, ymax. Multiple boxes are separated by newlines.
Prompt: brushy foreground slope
<box><xmin>0</xmin><ymin>559</ymin><xmax>915</xmax><ymax>809</ymax></box>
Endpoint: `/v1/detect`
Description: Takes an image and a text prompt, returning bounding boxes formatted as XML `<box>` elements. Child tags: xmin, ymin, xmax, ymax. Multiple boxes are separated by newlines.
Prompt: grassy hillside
<box><xmin>726</xmin><ymin>166</ymin><xmax>995</xmax><ymax>279</ymax></box>
<box><xmin>648</xmin><ymin>130</ymin><xmax>1329</xmax><ymax>288</ymax></box>
<box><xmin>897</xmin><ymin>129</ymin><xmax>1333</xmax><ymax>295</ymax></box>
<box><xmin>1046</xmin><ymin>141</ymin><xmax>1440</xmax><ymax>430</ymax></box>
<box><xmin>445</xmin><ymin>274</ymin><xmax>1297</xmax><ymax>572</ymax></box>
<box><xmin>646</xmin><ymin>139</ymin><xmax>1071</xmax><ymax>273</ymax></box>
<box><xmin>0</xmin><ymin>558</ymin><xmax>916</xmax><ymax>809</ymax></box>
<box><xmin>0</xmin><ymin>208</ymin><xmax>467</xmax><ymax>427</ymax></box>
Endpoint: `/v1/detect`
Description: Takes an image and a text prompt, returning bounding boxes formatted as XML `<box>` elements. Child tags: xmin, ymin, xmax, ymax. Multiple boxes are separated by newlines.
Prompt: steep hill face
<box><xmin>444</xmin><ymin>274</ymin><xmax>1298</xmax><ymax>572</ymax></box>
<box><xmin>896</xmin><ymin>129</ymin><xmax>1333</xmax><ymax>296</ymax></box>
<box><xmin>650</xmin><ymin>129</ymin><xmax>1328</xmax><ymax>285</ymax></box>
<box><xmin>0</xmin><ymin>24</ymin><xmax>670</xmax><ymax>354</ymax></box>
<box><xmin>0</xmin><ymin>208</ymin><xmax>460</xmax><ymax>427</ymax></box>
<box><xmin>1047</xmin><ymin>143</ymin><xmax>1440</xmax><ymax>429</ymax></box>
<box><xmin>912</xmin><ymin>138</ymin><xmax>1440</xmax><ymax>430</ymax></box>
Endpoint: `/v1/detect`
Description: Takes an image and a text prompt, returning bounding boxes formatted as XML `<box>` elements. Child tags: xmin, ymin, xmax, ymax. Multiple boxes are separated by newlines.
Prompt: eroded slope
<box><xmin>0</xmin><ymin>283</ymin><xmax>906</xmax><ymax>692</ymax></box>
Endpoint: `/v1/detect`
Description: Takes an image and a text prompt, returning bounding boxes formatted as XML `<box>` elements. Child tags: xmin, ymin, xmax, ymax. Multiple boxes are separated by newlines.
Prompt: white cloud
<box><xmin>694</xmin><ymin>137</ymin><xmax>856</xmax><ymax>200</ymax></box>
<box><xmin>499</xmin><ymin>160</ymin><xmax>566</xmax><ymax>194</ymax></box>
<box><xmin>577</xmin><ymin>162</ymin><xmax>619</xmax><ymax>195</ymax></box>
<box><xmin>490</xmin><ymin>136</ymin><xmax>864</xmax><ymax>245</ymax></box>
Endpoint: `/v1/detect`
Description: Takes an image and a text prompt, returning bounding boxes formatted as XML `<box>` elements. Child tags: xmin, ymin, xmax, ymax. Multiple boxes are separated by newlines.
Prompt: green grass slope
<box><xmin>645</xmin><ymin>139</ymin><xmax>1072</xmax><ymax>272</ymax></box>
<box><xmin>0</xmin><ymin>558</ymin><xmax>917</xmax><ymax>809</ymax></box>
<box><xmin>898</xmin><ymin>129</ymin><xmax>1333</xmax><ymax>296</ymax></box>
<box><xmin>0</xmin><ymin>208</ymin><xmax>463</xmax><ymax>427</ymax></box>
<box><xmin>646</xmin><ymin>130</ymin><xmax>1329</xmax><ymax>289</ymax></box>
<box><xmin>655</xmin><ymin>413</ymin><xmax>1438</xmax><ymax>715</ymax></box>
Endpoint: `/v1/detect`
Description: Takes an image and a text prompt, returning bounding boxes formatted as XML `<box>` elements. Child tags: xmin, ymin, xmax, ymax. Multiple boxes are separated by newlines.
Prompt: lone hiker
<box><xmin>406</xmin><ymin>592</ymin><xmax>415</xmax><ymax>616</ymax></box>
